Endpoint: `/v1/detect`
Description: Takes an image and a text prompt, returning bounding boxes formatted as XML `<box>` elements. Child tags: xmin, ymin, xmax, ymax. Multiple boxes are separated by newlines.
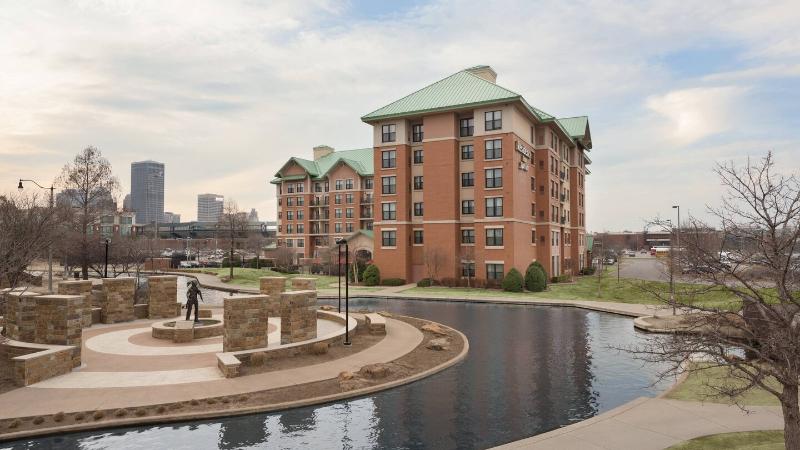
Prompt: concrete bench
<box><xmin>216</xmin><ymin>353</ymin><xmax>241</xmax><ymax>378</ymax></box>
<box><xmin>173</xmin><ymin>320</ymin><xmax>194</xmax><ymax>343</ymax></box>
<box><xmin>365</xmin><ymin>313</ymin><xmax>386</xmax><ymax>335</ymax></box>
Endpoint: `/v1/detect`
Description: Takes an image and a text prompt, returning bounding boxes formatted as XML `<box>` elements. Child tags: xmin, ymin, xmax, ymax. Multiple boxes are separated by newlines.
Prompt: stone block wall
<box><xmin>4</xmin><ymin>291</ymin><xmax>39</xmax><ymax>342</ymax></box>
<box><xmin>290</xmin><ymin>277</ymin><xmax>316</xmax><ymax>291</ymax></box>
<box><xmin>148</xmin><ymin>275</ymin><xmax>178</xmax><ymax>319</ymax></box>
<box><xmin>34</xmin><ymin>295</ymin><xmax>83</xmax><ymax>367</ymax></box>
<box><xmin>57</xmin><ymin>280</ymin><xmax>93</xmax><ymax>328</ymax></box>
<box><xmin>12</xmin><ymin>347</ymin><xmax>74</xmax><ymax>386</ymax></box>
<box><xmin>280</xmin><ymin>290</ymin><xmax>317</xmax><ymax>344</ymax></box>
<box><xmin>223</xmin><ymin>295</ymin><xmax>269</xmax><ymax>352</ymax></box>
<box><xmin>259</xmin><ymin>276</ymin><xmax>285</xmax><ymax>317</ymax></box>
<box><xmin>100</xmin><ymin>277</ymin><xmax>135</xmax><ymax>323</ymax></box>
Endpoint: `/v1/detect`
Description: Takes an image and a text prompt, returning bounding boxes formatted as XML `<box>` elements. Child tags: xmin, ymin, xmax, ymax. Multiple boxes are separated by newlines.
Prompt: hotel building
<box><xmin>271</xmin><ymin>146</ymin><xmax>374</xmax><ymax>262</ymax></box>
<box><xmin>361</xmin><ymin>65</ymin><xmax>592</xmax><ymax>282</ymax></box>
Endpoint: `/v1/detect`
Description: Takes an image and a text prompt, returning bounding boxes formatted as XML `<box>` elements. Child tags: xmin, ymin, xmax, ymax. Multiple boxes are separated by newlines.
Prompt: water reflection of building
<box><xmin>217</xmin><ymin>415</ymin><xmax>267</xmax><ymax>449</ymax></box>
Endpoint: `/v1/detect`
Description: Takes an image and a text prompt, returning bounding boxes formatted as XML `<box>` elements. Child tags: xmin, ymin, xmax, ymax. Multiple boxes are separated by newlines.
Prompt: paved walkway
<box><xmin>493</xmin><ymin>397</ymin><xmax>783</xmax><ymax>449</ymax></box>
<box><xmin>0</xmin><ymin>318</ymin><xmax>423</xmax><ymax>418</ymax></box>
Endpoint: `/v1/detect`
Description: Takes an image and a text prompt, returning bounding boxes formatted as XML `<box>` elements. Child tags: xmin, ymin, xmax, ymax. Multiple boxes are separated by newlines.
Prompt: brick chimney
<box><xmin>313</xmin><ymin>145</ymin><xmax>334</xmax><ymax>160</ymax></box>
<box><xmin>466</xmin><ymin>65</ymin><xmax>497</xmax><ymax>84</ymax></box>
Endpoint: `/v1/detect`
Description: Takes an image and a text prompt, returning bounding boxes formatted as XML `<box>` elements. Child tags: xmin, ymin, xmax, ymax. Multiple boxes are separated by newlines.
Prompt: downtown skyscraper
<box><xmin>130</xmin><ymin>160</ymin><xmax>165</xmax><ymax>225</ymax></box>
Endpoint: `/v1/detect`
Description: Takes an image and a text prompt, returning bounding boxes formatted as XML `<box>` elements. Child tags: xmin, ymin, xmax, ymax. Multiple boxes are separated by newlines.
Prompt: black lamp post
<box><xmin>104</xmin><ymin>238</ymin><xmax>110</xmax><ymax>278</ymax></box>
<box><xmin>18</xmin><ymin>179</ymin><xmax>55</xmax><ymax>292</ymax></box>
<box><xmin>336</xmin><ymin>238</ymin><xmax>351</xmax><ymax>346</ymax></box>
<box><xmin>337</xmin><ymin>245</ymin><xmax>342</xmax><ymax>313</ymax></box>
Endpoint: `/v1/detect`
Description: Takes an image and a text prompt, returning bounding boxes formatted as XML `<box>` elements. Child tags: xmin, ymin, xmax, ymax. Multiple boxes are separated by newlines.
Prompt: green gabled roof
<box><xmin>557</xmin><ymin>116</ymin><xmax>589</xmax><ymax>138</ymax></box>
<box><xmin>361</xmin><ymin>69</ymin><xmax>520</xmax><ymax>122</ymax></box>
<box><xmin>360</xmin><ymin>66</ymin><xmax>586</xmax><ymax>146</ymax></box>
<box><xmin>273</xmin><ymin>148</ymin><xmax>374</xmax><ymax>182</ymax></box>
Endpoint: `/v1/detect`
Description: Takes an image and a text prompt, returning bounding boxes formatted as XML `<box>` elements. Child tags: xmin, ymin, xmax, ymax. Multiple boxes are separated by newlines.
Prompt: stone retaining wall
<box><xmin>280</xmin><ymin>290</ymin><xmax>317</xmax><ymax>344</ymax></box>
<box><xmin>33</xmin><ymin>295</ymin><xmax>83</xmax><ymax>367</ymax></box>
<box><xmin>259</xmin><ymin>276</ymin><xmax>285</xmax><ymax>317</ymax></box>
<box><xmin>3</xmin><ymin>291</ymin><xmax>40</xmax><ymax>342</ymax></box>
<box><xmin>11</xmin><ymin>345</ymin><xmax>74</xmax><ymax>386</ymax></box>
<box><xmin>57</xmin><ymin>280</ymin><xmax>93</xmax><ymax>328</ymax></box>
<box><xmin>290</xmin><ymin>277</ymin><xmax>316</xmax><ymax>291</ymax></box>
<box><xmin>100</xmin><ymin>277</ymin><xmax>135</xmax><ymax>324</ymax></box>
<box><xmin>148</xmin><ymin>275</ymin><xmax>178</xmax><ymax>319</ymax></box>
<box><xmin>223</xmin><ymin>295</ymin><xmax>269</xmax><ymax>352</ymax></box>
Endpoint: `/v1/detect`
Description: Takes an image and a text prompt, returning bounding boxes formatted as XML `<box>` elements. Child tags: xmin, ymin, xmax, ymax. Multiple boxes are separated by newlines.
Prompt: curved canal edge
<box><xmin>0</xmin><ymin>317</ymin><xmax>469</xmax><ymax>444</ymax></box>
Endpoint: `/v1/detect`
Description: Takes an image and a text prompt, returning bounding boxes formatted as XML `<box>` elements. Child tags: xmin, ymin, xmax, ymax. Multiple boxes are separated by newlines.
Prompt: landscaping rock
<box><xmin>338</xmin><ymin>371</ymin><xmax>355</xmax><ymax>381</ymax></box>
<box><xmin>311</xmin><ymin>342</ymin><xmax>328</xmax><ymax>355</ymax></box>
<box><xmin>359</xmin><ymin>363</ymin><xmax>391</xmax><ymax>379</ymax></box>
<box><xmin>426</xmin><ymin>337</ymin><xmax>450</xmax><ymax>351</ymax></box>
<box><xmin>319</xmin><ymin>305</ymin><xmax>336</xmax><ymax>311</ymax></box>
<box><xmin>421</xmin><ymin>323</ymin><xmax>448</xmax><ymax>336</ymax></box>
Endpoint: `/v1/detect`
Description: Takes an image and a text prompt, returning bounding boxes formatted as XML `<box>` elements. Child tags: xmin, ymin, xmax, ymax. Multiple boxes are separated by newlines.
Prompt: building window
<box><xmin>335</xmin><ymin>223</ymin><xmax>342</xmax><ymax>233</ymax></box>
<box><xmin>335</xmin><ymin>208</ymin><xmax>342</xmax><ymax>218</ymax></box>
<box><xmin>531</xmin><ymin>176</ymin><xmax>536</xmax><ymax>191</ymax></box>
<box><xmin>485</xmin><ymin>110</ymin><xmax>502</xmax><ymax>131</ymax></box>
<box><xmin>485</xmin><ymin>139</ymin><xmax>502</xmax><ymax>159</ymax></box>
<box><xmin>381</xmin><ymin>176</ymin><xmax>396</xmax><ymax>194</ymax></box>
<box><xmin>413</xmin><ymin>230</ymin><xmax>424</xmax><ymax>244</ymax></box>
<box><xmin>345</xmin><ymin>193</ymin><xmax>354</xmax><ymax>204</ymax></box>
<box><xmin>461</xmin><ymin>229</ymin><xmax>475</xmax><ymax>244</ymax></box>
<box><xmin>297</xmin><ymin>224</ymin><xmax>304</xmax><ymax>233</ymax></box>
<box><xmin>382</xmin><ymin>124</ymin><xmax>396</xmax><ymax>142</ymax></box>
<box><xmin>364</xmin><ymin>178</ymin><xmax>373</xmax><ymax>189</ymax></box>
<box><xmin>287</xmin><ymin>184</ymin><xmax>294</xmax><ymax>193</ymax></box>
<box><xmin>382</xmin><ymin>203</ymin><xmax>396</xmax><ymax>220</ymax></box>
<box><xmin>297</xmin><ymin>239</ymin><xmax>304</xmax><ymax>248</ymax></box>
<box><xmin>286</xmin><ymin>224</ymin><xmax>293</xmax><ymax>234</ymax></box>
<box><xmin>314</xmin><ymin>182</ymin><xmax>322</xmax><ymax>193</ymax></box>
<box><xmin>286</xmin><ymin>197</ymin><xmax>294</xmax><ymax>206</ymax></box>
<box><xmin>531</xmin><ymin>203</ymin><xmax>536</xmax><ymax>217</ymax></box>
<box><xmin>531</xmin><ymin>229</ymin><xmax>536</xmax><ymax>244</ymax></box>
<box><xmin>461</xmin><ymin>172</ymin><xmax>474</xmax><ymax>187</ymax></box>
<box><xmin>334</xmin><ymin>194</ymin><xmax>342</xmax><ymax>205</ymax></box>
<box><xmin>381</xmin><ymin>150</ymin><xmax>396</xmax><ymax>168</ymax></box>
<box><xmin>486</xmin><ymin>263</ymin><xmax>504</xmax><ymax>280</ymax></box>
<box><xmin>486</xmin><ymin>228</ymin><xmax>504</xmax><ymax>246</ymax></box>
<box><xmin>297</xmin><ymin>196</ymin><xmax>304</xmax><ymax>206</ymax></box>
<box><xmin>412</xmin><ymin>124</ymin><xmax>423</xmax><ymax>142</ymax></box>
<box><xmin>461</xmin><ymin>144</ymin><xmax>474</xmax><ymax>160</ymax></box>
<box><xmin>460</xmin><ymin>117</ymin><xmax>474</xmax><ymax>137</ymax></box>
<box><xmin>413</xmin><ymin>176</ymin><xmax>423</xmax><ymax>190</ymax></box>
<box><xmin>485</xmin><ymin>197</ymin><xmax>503</xmax><ymax>217</ymax></box>
<box><xmin>346</xmin><ymin>208</ymin><xmax>353</xmax><ymax>218</ymax></box>
<box><xmin>296</xmin><ymin>183</ymin><xmax>304</xmax><ymax>193</ymax></box>
<box><xmin>297</xmin><ymin>210</ymin><xmax>304</xmax><ymax>220</ymax></box>
<box><xmin>461</xmin><ymin>200</ymin><xmax>475</xmax><ymax>215</ymax></box>
<box><xmin>335</xmin><ymin>180</ymin><xmax>344</xmax><ymax>190</ymax></box>
<box><xmin>286</xmin><ymin>239</ymin><xmax>293</xmax><ymax>247</ymax></box>
<box><xmin>346</xmin><ymin>223</ymin><xmax>353</xmax><ymax>232</ymax></box>
<box><xmin>413</xmin><ymin>202</ymin><xmax>424</xmax><ymax>216</ymax></box>
<box><xmin>461</xmin><ymin>262</ymin><xmax>476</xmax><ymax>278</ymax></box>
<box><xmin>345</xmin><ymin>179</ymin><xmax>354</xmax><ymax>189</ymax></box>
<box><xmin>382</xmin><ymin>230</ymin><xmax>397</xmax><ymax>246</ymax></box>
<box><xmin>485</xmin><ymin>168</ymin><xmax>502</xmax><ymax>188</ymax></box>
<box><xmin>287</xmin><ymin>211</ymin><xmax>294</xmax><ymax>220</ymax></box>
<box><xmin>413</xmin><ymin>149</ymin><xmax>423</xmax><ymax>164</ymax></box>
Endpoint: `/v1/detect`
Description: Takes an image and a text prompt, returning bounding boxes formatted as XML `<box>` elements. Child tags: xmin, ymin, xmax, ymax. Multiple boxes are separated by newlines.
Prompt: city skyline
<box><xmin>0</xmin><ymin>1</ymin><xmax>798</xmax><ymax>230</ymax></box>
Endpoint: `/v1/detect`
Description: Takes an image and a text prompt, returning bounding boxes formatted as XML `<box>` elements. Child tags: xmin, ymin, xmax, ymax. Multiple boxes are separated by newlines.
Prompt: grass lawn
<box><xmin>666</xmin><ymin>364</ymin><xmax>780</xmax><ymax>406</ymax></box>
<box><xmin>400</xmin><ymin>269</ymin><xmax>741</xmax><ymax>308</ymax></box>
<box><xmin>666</xmin><ymin>431</ymin><xmax>784</xmax><ymax>450</ymax></box>
<box><xmin>184</xmin><ymin>268</ymin><xmax>343</xmax><ymax>290</ymax></box>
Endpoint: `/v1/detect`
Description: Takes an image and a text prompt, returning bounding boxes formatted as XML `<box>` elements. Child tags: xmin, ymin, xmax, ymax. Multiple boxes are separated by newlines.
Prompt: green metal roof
<box><xmin>557</xmin><ymin>116</ymin><xmax>588</xmax><ymax>138</ymax></box>
<box><xmin>273</xmin><ymin>148</ymin><xmax>374</xmax><ymax>181</ymax></box>
<box><xmin>360</xmin><ymin>66</ymin><xmax>588</xmax><ymax>146</ymax></box>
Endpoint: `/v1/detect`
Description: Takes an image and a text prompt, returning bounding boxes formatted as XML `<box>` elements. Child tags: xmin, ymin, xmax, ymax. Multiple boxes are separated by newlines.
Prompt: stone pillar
<box><xmin>147</xmin><ymin>275</ymin><xmax>179</xmax><ymax>319</ymax></box>
<box><xmin>100</xmin><ymin>277</ymin><xmax>135</xmax><ymax>323</ymax></box>
<box><xmin>280</xmin><ymin>290</ymin><xmax>317</xmax><ymax>344</ymax></box>
<box><xmin>57</xmin><ymin>280</ymin><xmax>93</xmax><ymax>328</ymax></box>
<box><xmin>290</xmin><ymin>277</ymin><xmax>316</xmax><ymax>291</ymax></box>
<box><xmin>259</xmin><ymin>276</ymin><xmax>286</xmax><ymax>317</ymax></box>
<box><xmin>3</xmin><ymin>291</ymin><xmax>39</xmax><ymax>342</ymax></box>
<box><xmin>34</xmin><ymin>295</ymin><xmax>83</xmax><ymax>367</ymax></box>
<box><xmin>223</xmin><ymin>295</ymin><xmax>269</xmax><ymax>352</ymax></box>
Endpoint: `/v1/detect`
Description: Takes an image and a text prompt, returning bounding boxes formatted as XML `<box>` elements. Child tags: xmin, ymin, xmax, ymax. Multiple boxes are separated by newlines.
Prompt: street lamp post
<box><xmin>337</xmin><ymin>245</ymin><xmax>342</xmax><ymax>313</ymax></box>
<box><xmin>104</xmin><ymin>238</ymin><xmax>110</xmax><ymax>278</ymax></box>
<box><xmin>18</xmin><ymin>179</ymin><xmax>55</xmax><ymax>292</ymax></box>
<box><xmin>336</xmin><ymin>238</ymin><xmax>351</xmax><ymax>346</ymax></box>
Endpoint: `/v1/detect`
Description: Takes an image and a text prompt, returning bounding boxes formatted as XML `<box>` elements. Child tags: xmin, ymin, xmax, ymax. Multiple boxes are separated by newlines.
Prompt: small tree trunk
<box><xmin>781</xmin><ymin>384</ymin><xmax>800</xmax><ymax>450</ymax></box>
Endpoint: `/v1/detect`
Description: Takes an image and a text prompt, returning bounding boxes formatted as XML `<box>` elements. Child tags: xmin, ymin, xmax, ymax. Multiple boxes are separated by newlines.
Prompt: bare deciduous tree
<box><xmin>628</xmin><ymin>153</ymin><xmax>800</xmax><ymax>449</ymax></box>
<box><xmin>424</xmin><ymin>248</ymin><xmax>446</xmax><ymax>283</ymax></box>
<box><xmin>218</xmin><ymin>199</ymin><xmax>248</xmax><ymax>279</ymax></box>
<box><xmin>274</xmin><ymin>246</ymin><xmax>295</xmax><ymax>272</ymax></box>
<box><xmin>58</xmin><ymin>146</ymin><xmax>120</xmax><ymax>279</ymax></box>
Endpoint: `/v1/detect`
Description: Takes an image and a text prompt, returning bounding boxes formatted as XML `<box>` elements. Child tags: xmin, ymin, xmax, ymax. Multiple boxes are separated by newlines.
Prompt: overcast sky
<box><xmin>1</xmin><ymin>0</ymin><xmax>798</xmax><ymax>231</ymax></box>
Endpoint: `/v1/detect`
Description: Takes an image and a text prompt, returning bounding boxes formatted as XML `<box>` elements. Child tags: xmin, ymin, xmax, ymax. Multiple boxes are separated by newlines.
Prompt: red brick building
<box><xmin>361</xmin><ymin>66</ymin><xmax>593</xmax><ymax>282</ymax></box>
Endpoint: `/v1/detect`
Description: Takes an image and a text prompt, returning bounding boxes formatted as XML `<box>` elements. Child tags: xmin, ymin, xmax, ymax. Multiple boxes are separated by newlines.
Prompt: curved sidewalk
<box><xmin>493</xmin><ymin>397</ymin><xmax>783</xmax><ymax>450</ymax></box>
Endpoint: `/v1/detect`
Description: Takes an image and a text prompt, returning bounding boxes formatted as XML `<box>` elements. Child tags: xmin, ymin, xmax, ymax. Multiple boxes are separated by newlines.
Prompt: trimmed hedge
<box><xmin>381</xmin><ymin>278</ymin><xmax>406</xmax><ymax>286</ymax></box>
<box><xmin>501</xmin><ymin>268</ymin><xmax>524</xmax><ymax>292</ymax></box>
<box><xmin>525</xmin><ymin>261</ymin><xmax>547</xmax><ymax>292</ymax></box>
<box><xmin>417</xmin><ymin>278</ymin><xmax>433</xmax><ymax>287</ymax></box>
<box><xmin>363</xmin><ymin>264</ymin><xmax>380</xmax><ymax>286</ymax></box>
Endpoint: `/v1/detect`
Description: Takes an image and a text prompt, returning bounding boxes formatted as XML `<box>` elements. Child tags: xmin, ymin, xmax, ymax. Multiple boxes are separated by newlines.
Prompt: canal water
<box><xmin>4</xmin><ymin>297</ymin><xmax>670</xmax><ymax>450</ymax></box>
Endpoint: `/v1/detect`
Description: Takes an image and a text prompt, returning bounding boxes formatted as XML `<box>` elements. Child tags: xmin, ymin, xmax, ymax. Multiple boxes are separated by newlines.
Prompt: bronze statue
<box><xmin>185</xmin><ymin>280</ymin><xmax>203</xmax><ymax>322</ymax></box>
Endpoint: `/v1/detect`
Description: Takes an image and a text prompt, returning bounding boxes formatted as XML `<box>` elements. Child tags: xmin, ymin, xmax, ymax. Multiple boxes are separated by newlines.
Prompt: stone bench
<box><xmin>216</xmin><ymin>353</ymin><xmax>241</xmax><ymax>378</ymax></box>
<box><xmin>365</xmin><ymin>313</ymin><xmax>386</xmax><ymax>335</ymax></box>
<box><xmin>173</xmin><ymin>320</ymin><xmax>195</xmax><ymax>343</ymax></box>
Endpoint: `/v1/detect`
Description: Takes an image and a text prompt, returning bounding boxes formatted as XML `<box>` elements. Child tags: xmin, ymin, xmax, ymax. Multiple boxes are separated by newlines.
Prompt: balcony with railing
<box><xmin>360</xmin><ymin>195</ymin><xmax>373</xmax><ymax>205</ymax></box>
<box><xmin>560</xmin><ymin>193</ymin><xmax>566</xmax><ymax>202</ymax></box>
<box><xmin>560</xmin><ymin>216</ymin><xmax>567</xmax><ymax>225</ymax></box>
<box><xmin>560</xmin><ymin>170</ymin><xmax>566</xmax><ymax>180</ymax></box>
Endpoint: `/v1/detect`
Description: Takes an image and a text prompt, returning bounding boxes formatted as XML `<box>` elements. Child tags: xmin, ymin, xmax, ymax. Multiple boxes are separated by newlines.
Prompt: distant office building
<box><xmin>122</xmin><ymin>193</ymin><xmax>132</xmax><ymax>211</ymax></box>
<box><xmin>197</xmin><ymin>193</ymin><xmax>224</xmax><ymax>222</ymax></box>
<box><xmin>56</xmin><ymin>187</ymin><xmax>116</xmax><ymax>211</ymax></box>
<box><xmin>164</xmin><ymin>211</ymin><xmax>181</xmax><ymax>223</ymax></box>
<box><xmin>131</xmin><ymin>160</ymin><xmax>165</xmax><ymax>225</ymax></box>
<box><xmin>93</xmin><ymin>211</ymin><xmax>137</xmax><ymax>237</ymax></box>
<box><xmin>248</xmin><ymin>208</ymin><xmax>259</xmax><ymax>223</ymax></box>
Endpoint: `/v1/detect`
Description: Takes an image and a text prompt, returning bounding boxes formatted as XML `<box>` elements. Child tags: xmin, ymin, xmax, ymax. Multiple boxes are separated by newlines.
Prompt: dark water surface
<box><xmin>3</xmin><ymin>297</ymin><xmax>670</xmax><ymax>450</ymax></box>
